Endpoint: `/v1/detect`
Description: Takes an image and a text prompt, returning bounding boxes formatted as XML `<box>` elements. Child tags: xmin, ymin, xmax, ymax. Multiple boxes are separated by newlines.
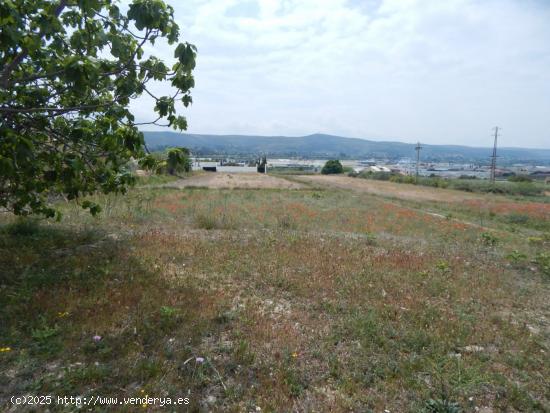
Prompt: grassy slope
<box><xmin>0</xmin><ymin>177</ymin><xmax>549</xmax><ymax>412</ymax></box>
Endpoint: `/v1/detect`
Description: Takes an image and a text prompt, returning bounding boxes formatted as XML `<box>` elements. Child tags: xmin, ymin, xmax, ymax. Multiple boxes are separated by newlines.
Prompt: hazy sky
<box><xmin>131</xmin><ymin>0</ymin><xmax>550</xmax><ymax>148</ymax></box>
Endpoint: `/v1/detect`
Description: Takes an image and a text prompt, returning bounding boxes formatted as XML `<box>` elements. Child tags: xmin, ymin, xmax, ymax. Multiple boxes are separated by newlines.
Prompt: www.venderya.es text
<box><xmin>9</xmin><ymin>395</ymin><xmax>190</xmax><ymax>407</ymax></box>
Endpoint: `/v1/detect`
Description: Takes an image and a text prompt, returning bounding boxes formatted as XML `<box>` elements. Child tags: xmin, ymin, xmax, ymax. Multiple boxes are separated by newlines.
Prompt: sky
<box><xmin>130</xmin><ymin>0</ymin><xmax>550</xmax><ymax>148</ymax></box>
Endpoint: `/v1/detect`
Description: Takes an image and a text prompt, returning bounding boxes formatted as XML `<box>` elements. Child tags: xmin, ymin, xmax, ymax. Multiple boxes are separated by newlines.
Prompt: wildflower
<box><xmin>195</xmin><ymin>357</ymin><xmax>205</xmax><ymax>363</ymax></box>
<box><xmin>92</xmin><ymin>335</ymin><xmax>102</xmax><ymax>343</ymax></box>
<box><xmin>57</xmin><ymin>311</ymin><xmax>69</xmax><ymax>318</ymax></box>
<box><xmin>291</xmin><ymin>352</ymin><xmax>298</xmax><ymax>358</ymax></box>
<box><xmin>0</xmin><ymin>347</ymin><xmax>11</xmax><ymax>353</ymax></box>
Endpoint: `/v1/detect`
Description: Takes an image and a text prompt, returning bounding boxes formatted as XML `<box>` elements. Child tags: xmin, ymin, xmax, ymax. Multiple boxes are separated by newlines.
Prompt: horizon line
<box><xmin>141</xmin><ymin>130</ymin><xmax>550</xmax><ymax>151</ymax></box>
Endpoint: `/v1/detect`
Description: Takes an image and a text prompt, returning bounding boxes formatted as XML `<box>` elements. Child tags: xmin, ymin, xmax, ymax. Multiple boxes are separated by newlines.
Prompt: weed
<box><xmin>31</xmin><ymin>321</ymin><xmax>61</xmax><ymax>355</ymax></box>
<box><xmin>160</xmin><ymin>305</ymin><xmax>178</xmax><ymax>318</ymax></box>
<box><xmin>233</xmin><ymin>339</ymin><xmax>255</xmax><ymax>366</ymax></box>
<box><xmin>423</xmin><ymin>398</ymin><xmax>462</xmax><ymax>413</ymax></box>
<box><xmin>506</xmin><ymin>250</ymin><xmax>527</xmax><ymax>265</ymax></box>
<box><xmin>480</xmin><ymin>232</ymin><xmax>498</xmax><ymax>246</ymax></box>
<box><xmin>195</xmin><ymin>210</ymin><xmax>218</xmax><ymax>229</ymax></box>
<box><xmin>534</xmin><ymin>253</ymin><xmax>550</xmax><ymax>277</ymax></box>
<box><xmin>159</xmin><ymin>306</ymin><xmax>180</xmax><ymax>330</ymax></box>
<box><xmin>435</xmin><ymin>260</ymin><xmax>451</xmax><ymax>275</ymax></box>
<box><xmin>277</xmin><ymin>214</ymin><xmax>297</xmax><ymax>229</ymax></box>
<box><xmin>527</xmin><ymin>236</ymin><xmax>544</xmax><ymax>245</ymax></box>
<box><xmin>1</xmin><ymin>175</ymin><xmax>549</xmax><ymax>411</ymax></box>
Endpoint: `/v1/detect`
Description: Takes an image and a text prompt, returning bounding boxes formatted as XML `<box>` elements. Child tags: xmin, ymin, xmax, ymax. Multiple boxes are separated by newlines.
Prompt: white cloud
<box><xmin>131</xmin><ymin>0</ymin><xmax>550</xmax><ymax>148</ymax></box>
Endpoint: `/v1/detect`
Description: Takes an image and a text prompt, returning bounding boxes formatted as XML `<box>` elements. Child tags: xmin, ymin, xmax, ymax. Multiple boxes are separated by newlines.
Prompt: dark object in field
<box><xmin>203</xmin><ymin>166</ymin><xmax>217</xmax><ymax>172</ymax></box>
<box><xmin>257</xmin><ymin>155</ymin><xmax>267</xmax><ymax>173</ymax></box>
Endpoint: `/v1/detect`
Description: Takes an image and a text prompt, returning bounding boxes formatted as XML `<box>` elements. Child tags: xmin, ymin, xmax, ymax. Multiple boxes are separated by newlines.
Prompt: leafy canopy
<box><xmin>0</xmin><ymin>0</ymin><xmax>196</xmax><ymax>218</ymax></box>
<box><xmin>321</xmin><ymin>160</ymin><xmax>344</xmax><ymax>175</ymax></box>
<box><xmin>165</xmin><ymin>147</ymin><xmax>191</xmax><ymax>175</ymax></box>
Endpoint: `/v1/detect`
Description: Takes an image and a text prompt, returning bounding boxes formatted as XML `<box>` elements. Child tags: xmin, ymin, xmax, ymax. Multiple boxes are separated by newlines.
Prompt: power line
<box><xmin>415</xmin><ymin>142</ymin><xmax>422</xmax><ymax>182</ymax></box>
<box><xmin>490</xmin><ymin>127</ymin><xmax>499</xmax><ymax>184</ymax></box>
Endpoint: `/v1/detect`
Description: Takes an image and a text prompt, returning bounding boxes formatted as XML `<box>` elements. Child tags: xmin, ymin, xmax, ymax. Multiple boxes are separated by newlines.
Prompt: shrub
<box><xmin>506</xmin><ymin>213</ymin><xmax>530</xmax><ymax>225</ymax></box>
<box><xmin>508</xmin><ymin>175</ymin><xmax>533</xmax><ymax>183</ymax></box>
<box><xmin>360</xmin><ymin>171</ymin><xmax>393</xmax><ymax>180</ymax></box>
<box><xmin>321</xmin><ymin>160</ymin><xmax>344</xmax><ymax>175</ymax></box>
<box><xmin>512</xmin><ymin>183</ymin><xmax>541</xmax><ymax>196</ymax></box>
<box><xmin>4</xmin><ymin>218</ymin><xmax>40</xmax><ymax>236</ymax></box>
<box><xmin>358</xmin><ymin>172</ymin><xmax>544</xmax><ymax>196</ymax></box>
<box><xmin>418</xmin><ymin>177</ymin><xmax>449</xmax><ymax>188</ymax></box>
<box><xmin>449</xmin><ymin>181</ymin><xmax>475</xmax><ymax>192</ymax></box>
<box><xmin>166</xmin><ymin>147</ymin><xmax>192</xmax><ymax>175</ymax></box>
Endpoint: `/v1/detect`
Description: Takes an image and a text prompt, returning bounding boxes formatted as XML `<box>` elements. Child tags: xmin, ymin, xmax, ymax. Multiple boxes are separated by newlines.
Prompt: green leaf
<box><xmin>0</xmin><ymin>0</ymin><xmax>194</xmax><ymax>218</ymax></box>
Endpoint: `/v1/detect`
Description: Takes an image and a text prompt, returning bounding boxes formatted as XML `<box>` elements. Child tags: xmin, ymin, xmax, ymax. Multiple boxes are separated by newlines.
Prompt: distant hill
<box><xmin>143</xmin><ymin>131</ymin><xmax>550</xmax><ymax>164</ymax></box>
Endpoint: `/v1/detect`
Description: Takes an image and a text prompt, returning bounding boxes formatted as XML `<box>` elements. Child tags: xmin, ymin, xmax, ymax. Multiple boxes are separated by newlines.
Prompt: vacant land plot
<box><xmin>296</xmin><ymin>175</ymin><xmax>550</xmax><ymax>232</ymax></box>
<box><xmin>1</xmin><ymin>178</ymin><xmax>549</xmax><ymax>412</ymax></box>
<box><xmin>295</xmin><ymin>175</ymin><xmax>490</xmax><ymax>203</ymax></box>
<box><xmin>165</xmin><ymin>172</ymin><xmax>306</xmax><ymax>189</ymax></box>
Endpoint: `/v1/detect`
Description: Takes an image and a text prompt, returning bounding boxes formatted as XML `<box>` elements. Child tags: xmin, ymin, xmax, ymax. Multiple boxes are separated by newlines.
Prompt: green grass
<box><xmin>1</xmin><ymin>179</ymin><xmax>549</xmax><ymax>412</ymax></box>
<box><xmin>358</xmin><ymin>171</ymin><xmax>548</xmax><ymax>197</ymax></box>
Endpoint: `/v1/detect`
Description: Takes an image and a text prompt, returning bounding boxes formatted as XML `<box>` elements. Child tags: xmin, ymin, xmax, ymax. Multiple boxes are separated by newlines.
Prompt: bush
<box><xmin>506</xmin><ymin>213</ymin><xmax>530</xmax><ymax>225</ymax></box>
<box><xmin>4</xmin><ymin>218</ymin><xmax>41</xmax><ymax>236</ymax></box>
<box><xmin>508</xmin><ymin>175</ymin><xmax>533</xmax><ymax>183</ymax></box>
<box><xmin>154</xmin><ymin>147</ymin><xmax>192</xmax><ymax>176</ymax></box>
<box><xmin>321</xmin><ymin>160</ymin><xmax>344</xmax><ymax>175</ymax></box>
<box><xmin>360</xmin><ymin>171</ymin><xmax>393</xmax><ymax>180</ymax></box>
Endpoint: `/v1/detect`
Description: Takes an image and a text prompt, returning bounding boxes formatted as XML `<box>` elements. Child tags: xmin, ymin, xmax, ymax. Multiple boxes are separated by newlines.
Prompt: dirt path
<box><xmin>294</xmin><ymin>174</ymin><xmax>488</xmax><ymax>203</ymax></box>
<box><xmin>165</xmin><ymin>172</ymin><xmax>306</xmax><ymax>189</ymax></box>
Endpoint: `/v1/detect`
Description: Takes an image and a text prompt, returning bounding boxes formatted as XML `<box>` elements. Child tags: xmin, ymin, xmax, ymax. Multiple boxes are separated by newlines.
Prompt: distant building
<box><xmin>368</xmin><ymin>165</ymin><xmax>391</xmax><ymax>172</ymax></box>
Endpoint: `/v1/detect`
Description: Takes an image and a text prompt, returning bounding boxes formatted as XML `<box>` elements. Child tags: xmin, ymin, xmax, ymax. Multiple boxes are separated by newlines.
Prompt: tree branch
<box><xmin>0</xmin><ymin>0</ymin><xmax>68</xmax><ymax>89</ymax></box>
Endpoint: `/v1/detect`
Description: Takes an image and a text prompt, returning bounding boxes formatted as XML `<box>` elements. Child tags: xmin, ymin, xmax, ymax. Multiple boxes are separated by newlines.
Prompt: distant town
<box><xmin>190</xmin><ymin>156</ymin><xmax>550</xmax><ymax>181</ymax></box>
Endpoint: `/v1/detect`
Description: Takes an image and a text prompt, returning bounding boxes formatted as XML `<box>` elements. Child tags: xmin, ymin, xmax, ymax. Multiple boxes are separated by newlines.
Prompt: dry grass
<box><xmin>0</xmin><ymin>179</ymin><xmax>549</xmax><ymax>412</ymax></box>
<box><xmin>294</xmin><ymin>175</ymin><xmax>487</xmax><ymax>202</ymax></box>
<box><xmin>163</xmin><ymin>172</ymin><xmax>306</xmax><ymax>190</ymax></box>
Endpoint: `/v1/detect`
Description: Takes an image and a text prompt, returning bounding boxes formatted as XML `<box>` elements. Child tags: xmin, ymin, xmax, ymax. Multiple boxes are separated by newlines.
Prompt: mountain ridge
<box><xmin>143</xmin><ymin>131</ymin><xmax>550</xmax><ymax>164</ymax></box>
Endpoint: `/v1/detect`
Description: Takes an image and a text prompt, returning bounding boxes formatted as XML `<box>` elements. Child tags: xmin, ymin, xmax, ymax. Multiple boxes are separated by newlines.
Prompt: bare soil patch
<box><xmin>166</xmin><ymin>172</ymin><xmax>306</xmax><ymax>189</ymax></box>
<box><xmin>295</xmin><ymin>174</ymin><xmax>488</xmax><ymax>203</ymax></box>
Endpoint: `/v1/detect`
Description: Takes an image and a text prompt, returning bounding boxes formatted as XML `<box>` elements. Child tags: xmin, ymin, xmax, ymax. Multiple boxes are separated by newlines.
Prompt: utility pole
<box><xmin>490</xmin><ymin>127</ymin><xmax>499</xmax><ymax>184</ymax></box>
<box><xmin>415</xmin><ymin>142</ymin><xmax>422</xmax><ymax>182</ymax></box>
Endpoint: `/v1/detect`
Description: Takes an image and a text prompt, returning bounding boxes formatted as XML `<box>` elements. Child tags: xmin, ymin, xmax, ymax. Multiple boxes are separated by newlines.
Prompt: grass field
<box><xmin>1</xmin><ymin>174</ymin><xmax>549</xmax><ymax>412</ymax></box>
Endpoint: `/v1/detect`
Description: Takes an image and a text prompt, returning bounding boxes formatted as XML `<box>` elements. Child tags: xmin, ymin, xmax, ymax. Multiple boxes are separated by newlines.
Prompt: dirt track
<box><xmin>166</xmin><ymin>172</ymin><xmax>305</xmax><ymax>189</ymax></box>
<box><xmin>294</xmin><ymin>175</ymin><xmax>486</xmax><ymax>203</ymax></box>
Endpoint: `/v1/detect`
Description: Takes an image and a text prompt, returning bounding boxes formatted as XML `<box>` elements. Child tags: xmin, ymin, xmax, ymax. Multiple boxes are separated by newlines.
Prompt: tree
<box><xmin>165</xmin><ymin>147</ymin><xmax>191</xmax><ymax>175</ymax></box>
<box><xmin>0</xmin><ymin>0</ymin><xmax>196</xmax><ymax>218</ymax></box>
<box><xmin>321</xmin><ymin>160</ymin><xmax>344</xmax><ymax>175</ymax></box>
